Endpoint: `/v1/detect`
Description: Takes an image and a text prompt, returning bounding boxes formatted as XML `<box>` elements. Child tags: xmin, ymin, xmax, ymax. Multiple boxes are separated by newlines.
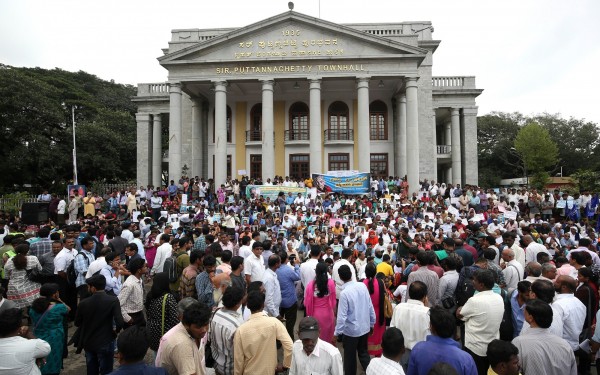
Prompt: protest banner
<box><xmin>312</xmin><ymin>172</ymin><xmax>370</xmax><ymax>195</ymax></box>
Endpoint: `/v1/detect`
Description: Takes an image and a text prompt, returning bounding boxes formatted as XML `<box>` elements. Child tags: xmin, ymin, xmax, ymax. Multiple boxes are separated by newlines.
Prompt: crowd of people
<box><xmin>1</xmin><ymin>175</ymin><xmax>600</xmax><ymax>375</ymax></box>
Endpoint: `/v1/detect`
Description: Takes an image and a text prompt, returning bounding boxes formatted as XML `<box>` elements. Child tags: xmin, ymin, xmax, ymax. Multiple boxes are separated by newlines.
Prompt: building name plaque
<box><xmin>216</xmin><ymin>64</ymin><xmax>365</xmax><ymax>75</ymax></box>
<box><xmin>234</xmin><ymin>29</ymin><xmax>344</xmax><ymax>59</ymax></box>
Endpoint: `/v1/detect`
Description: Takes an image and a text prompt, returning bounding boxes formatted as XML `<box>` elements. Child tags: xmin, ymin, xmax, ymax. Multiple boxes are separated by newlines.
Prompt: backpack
<box><xmin>455</xmin><ymin>266</ymin><xmax>477</xmax><ymax>307</ymax></box>
<box><xmin>164</xmin><ymin>253</ymin><xmax>185</xmax><ymax>283</ymax></box>
<box><xmin>67</xmin><ymin>252</ymin><xmax>90</xmax><ymax>286</ymax></box>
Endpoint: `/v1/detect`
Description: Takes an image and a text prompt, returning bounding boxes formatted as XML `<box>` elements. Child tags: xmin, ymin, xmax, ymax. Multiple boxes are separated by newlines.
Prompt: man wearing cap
<box><xmin>75</xmin><ymin>274</ymin><xmax>125</xmax><ymax>374</ymax></box>
<box><xmin>289</xmin><ymin>317</ymin><xmax>343</xmax><ymax>375</ymax></box>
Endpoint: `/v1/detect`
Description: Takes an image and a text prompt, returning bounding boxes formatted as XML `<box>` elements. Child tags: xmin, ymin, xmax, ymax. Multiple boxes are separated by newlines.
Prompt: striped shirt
<box><xmin>511</xmin><ymin>328</ymin><xmax>576</xmax><ymax>375</ymax></box>
<box><xmin>210</xmin><ymin>308</ymin><xmax>243</xmax><ymax>375</ymax></box>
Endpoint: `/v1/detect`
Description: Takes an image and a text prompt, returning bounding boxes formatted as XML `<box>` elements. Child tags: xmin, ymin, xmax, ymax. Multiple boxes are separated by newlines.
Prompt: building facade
<box><xmin>133</xmin><ymin>10</ymin><xmax>482</xmax><ymax>193</ymax></box>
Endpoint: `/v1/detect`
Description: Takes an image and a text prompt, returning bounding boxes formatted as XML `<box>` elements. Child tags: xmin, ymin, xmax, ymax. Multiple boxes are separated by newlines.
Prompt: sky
<box><xmin>1</xmin><ymin>0</ymin><xmax>599</xmax><ymax>124</ymax></box>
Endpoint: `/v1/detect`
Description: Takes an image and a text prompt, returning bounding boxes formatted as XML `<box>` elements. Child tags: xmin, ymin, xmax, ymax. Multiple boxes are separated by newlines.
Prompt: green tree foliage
<box><xmin>0</xmin><ymin>64</ymin><xmax>136</xmax><ymax>192</ymax></box>
<box><xmin>514</xmin><ymin>122</ymin><xmax>559</xmax><ymax>175</ymax></box>
<box><xmin>477</xmin><ymin>112</ymin><xmax>599</xmax><ymax>187</ymax></box>
<box><xmin>571</xmin><ymin>169</ymin><xmax>600</xmax><ymax>192</ymax></box>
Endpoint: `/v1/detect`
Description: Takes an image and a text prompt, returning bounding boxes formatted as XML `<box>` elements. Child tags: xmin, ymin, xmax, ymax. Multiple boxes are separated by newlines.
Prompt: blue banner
<box><xmin>312</xmin><ymin>173</ymin><xmax>370</xmax><ymax>195</ymax></box>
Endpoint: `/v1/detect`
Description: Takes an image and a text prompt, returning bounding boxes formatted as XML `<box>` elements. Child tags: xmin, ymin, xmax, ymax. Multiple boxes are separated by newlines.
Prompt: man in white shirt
<box><xmin>121</xmin><ymin>223</ymin><xmax>134</xmax><ymax>243</ymax></box>
<box><xmin>456</xmin><ymin>268</ymin><xmax>505</xmax><ymax>374</ymax></box>
<box><xmin>244</xmin><ymin>242</ymin><xmax>266</xmax><ymax>284</ymax></box>
<box><xmin>238</xmin><ymin>236</ymin><xmax>252</xmax><ymax>259</ymax></box>
<box><xmin>566</xmin><ymin>238</ymin><xmax>600</xmax><ymax>267</ymax></box>
<box><xmin>289</xmin><ymin>317</ymin><xmax>343</xmax><ymax>375</ymax></box>
<box><xmin>501</xmin><ymin>249</ymin><xmax>524</xmax><ymax>293</ymax></box>
<box><xmin>86</xmin><ymin>247</ymin><xmax>110</xmax><ymax>278</ymax></box>
<box><xmin>366</xmin><ymin>327</ymin><xmax>406</xmax><ymax>375</ymax></box>
<box><xmin>300</xmin><ymin>246</ymin><xmax>321</xmax><ymax>288</ymax></box>
<box><xmin>332</xmin><ymin>249</ymin><xmax>356</xmax><ymax>296</ymax></box>
<box><xmin>523</xmin><ymin>235</ymin><xmax>549</xmax><ymax>265</ymax></box>
<box><xmin>263</xmin><ymin>254</ymin><xmax>282</xmax><ymax>319</ymax></box>
<box><xmin>150</xmin><ymin>234</ymin><xmax>172</xmax><ymax>275</ymax></box>
<box><xmin>390</xmin><ymin>281</ymin><xmax>430</xmax><ymax>372</ymax></box>
<box><xmin>54</xmin><ymin>238</ymin><xmax>77</xmax><ymax>277</ymax></box>
<box><xmin>552</xmin><ymin>275</ymin><xmax>586</xmax><ymax>352</ymax></box>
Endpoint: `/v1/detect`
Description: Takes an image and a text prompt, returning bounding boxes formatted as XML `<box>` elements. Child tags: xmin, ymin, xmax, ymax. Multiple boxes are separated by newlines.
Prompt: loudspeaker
<box><xmin>21</xmin><ymin>202</ymin><xmax>49</xmax><ymax>225</ymax></box>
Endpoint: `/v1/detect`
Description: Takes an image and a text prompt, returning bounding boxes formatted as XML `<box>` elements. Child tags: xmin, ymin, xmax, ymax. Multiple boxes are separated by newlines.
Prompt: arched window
<box><xmin>369</xmin><ymin>100</ymin><xmax>387</xmax><ymax>140</ymax></box>
<box><xmin>213</xmin><ymin>105</ymin><xmax>232</xmax><ymax>143</ymax></box>
<box><xmin>328</xmin><ymin>101</ymin><xmax>350</xmax><ymax>141</ymax></box>
<box><xmin>288</xmin><ymin>102</ymin><xmax>309</xmax><ymax>140</ymax></box>
<box><xmin>249</xmin><ymin>104</ymin><xmax>262</xmax><ymax>141</ymax></box>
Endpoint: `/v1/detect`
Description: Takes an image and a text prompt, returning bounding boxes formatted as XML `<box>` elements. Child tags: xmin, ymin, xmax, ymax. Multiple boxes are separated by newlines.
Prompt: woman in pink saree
<box><xmin>304</xmin><ymin>262</ymin><xmax>336</xmax><ymax>343</ymax></box>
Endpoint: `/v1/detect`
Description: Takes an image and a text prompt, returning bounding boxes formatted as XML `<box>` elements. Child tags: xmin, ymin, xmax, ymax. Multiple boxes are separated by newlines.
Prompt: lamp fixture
<box><xmin>293</xmin><ymin>81</ymin><xmax>300</xmax><ymax>89</ymax></box>
<box><xmin>378</xmin><ymin>80</ymin><xmax>384</xmax><ymax>88</ymax></box>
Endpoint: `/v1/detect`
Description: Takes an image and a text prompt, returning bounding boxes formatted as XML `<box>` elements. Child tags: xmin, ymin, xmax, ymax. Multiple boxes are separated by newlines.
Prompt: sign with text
<box><xmin>312</xmin><ymin>172</ymin><xmax>370</xmax><ymax>195</ymax></box>
<box><xmin>245</xmin><ymin>185</ymin><xmax>308</xmax><ymax>200</ymax></box>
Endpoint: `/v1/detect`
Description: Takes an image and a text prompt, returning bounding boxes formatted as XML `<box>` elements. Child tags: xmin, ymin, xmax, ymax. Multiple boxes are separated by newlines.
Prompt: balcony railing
<box><xmin>245</xmin><ymin>131</ymin><xmax>275</xmax><ymax>142</ymax></box>
<box><xmin>437</xmin><ymin>145</ymin><xmax>452</xmax><ymax>154</ymax></box>
<box><xmin>324</xmin><ymin>129</ymin><xmax>354</xmax><ymax>141</ymax></box>
<box><xmin>136</xmin><ymin>83</ymin><xmax>169</xmax><ymax>97</ymax></box>
<box><xmin>431</xmin><ymin>76</ymin><xmax>477</xmax><ymax>89</ymax></box>
<box><xmin>285</xmin><ymin>130</ymin><xmax>309</xmax><ymax>141</ymax></box>
<box><xmin>246</xmin><ymin>130</ymin><xmax>262</xmax><ymax>142</ymax></box>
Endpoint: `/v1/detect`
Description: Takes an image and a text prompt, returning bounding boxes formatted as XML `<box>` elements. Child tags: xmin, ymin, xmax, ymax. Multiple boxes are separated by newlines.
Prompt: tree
<box><xmin>477</xmin><ymin>112</ymin><xmax>525</xmax><ymax>186</ymax></box>
<box><xmin>571</xmin><ymin>169</ymin><xmax>600</xmax><ymax>192</ymax></box>
<box><xmin>530</xmin><ymin>113</ymin><xmax>600</xmax><ymax>176</ymax></box>
<box><xmin>0</xmin><ymin>64</ymin><xmax>137</xmax><ymax>192</ymax></box>
<box><xmin>514</xmin><ymin>122</ymin><xmax>559</xmax><ymax>189</ymax></box>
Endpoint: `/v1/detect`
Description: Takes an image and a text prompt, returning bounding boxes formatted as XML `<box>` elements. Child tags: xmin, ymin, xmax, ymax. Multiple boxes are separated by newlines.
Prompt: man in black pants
<box><xmin>333</xmin><ymin>265</ymin><xmax>375</xmax><ymax>375</ymax></box>
<box><xmin>75</xmin><ymin>274</ymin><xmax>125</xmax><ymax>375</ymax></box>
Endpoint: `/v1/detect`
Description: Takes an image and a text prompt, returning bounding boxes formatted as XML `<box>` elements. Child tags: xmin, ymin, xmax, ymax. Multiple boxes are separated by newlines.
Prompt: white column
<box><xmin>213</xmin><ymin>81</ymin><xmax>228</xmax><ymax>187</ymax></box>
<box><xmin>431</xmin><ymin>109</ymin><xmax>438</xmax><ymax>183</ymax></box>
<box><xmin>356</xmin><ymin>77</ymin><xmax>370</xmax><ymax>173</ymax></box>
<box><xmin>136</xmin><ymin>113</ymin><xmax>151</xmax><ymax>186</ymax></box>
<box><xmin>261</xmin><ymin>80</ymin><xmax>275</xmax><ymax>180</ymax></box>
<box><xmin>309</xmin><ymin>79</ymin><xmax>322</xmax><ymax>174</ymax></box>
<box><xmin>444</xmin><ymin>121</ymin><xmax>451</xmax><ymax>146</ymax></box>
<box><xmin>396</xmin><ymin>94</ymin><xmax>407</xmax><ymax>177</ymax></box>
<box><xmin>152</xmin><ymin>114</ymin><xmax>162</xmax><ymax>188</ymax></box>
<box><xmin>463</xmin><ymin>107</ymin><xmax>479</xmax><ymax>185</ymax></box>
<box><xmin>446</xmin><ymin>167</ymin><xmax>452</xmax><ymax>185</ymax></box>
<box><xmin>405</xmin><ymin>77</ymin><xmax>419</xmax><ymax>194</ymax></box>
<box><xmin>168</xmin><ymin>83</ymin><xmax>182</xmax><ymax>183</ymax></box>
<box><xmin>191</xmin><ymin>100</ymin><xmax>202</xmax><ymax>178</ymax></box>
<box><xmin>451</xmin><ymin>108</ymin><xmax>462</xmax><ymax>186</ymax></box>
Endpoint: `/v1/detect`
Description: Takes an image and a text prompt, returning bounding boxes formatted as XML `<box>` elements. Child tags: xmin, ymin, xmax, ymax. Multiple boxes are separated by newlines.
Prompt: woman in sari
<box><xmin>304</xmin><ymin>262</ymin><xmax>336</xmax><ymax>343</ymax></box>
<box><xmin>363</xmin><ymin>263</ymin><xmax>386</xmax><ymax>357</ymax></box>
<box><xmin>29</xmin><ymin>283</ymin><xmax>70</xmax><ymax>375</ymax></box>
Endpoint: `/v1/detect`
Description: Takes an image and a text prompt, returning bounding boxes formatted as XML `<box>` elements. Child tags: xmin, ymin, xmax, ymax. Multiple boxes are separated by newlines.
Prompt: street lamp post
<box><xmin>72</xmin><ymin>106</ymin><xmax>78</xmax><ymax>185</ymax></box>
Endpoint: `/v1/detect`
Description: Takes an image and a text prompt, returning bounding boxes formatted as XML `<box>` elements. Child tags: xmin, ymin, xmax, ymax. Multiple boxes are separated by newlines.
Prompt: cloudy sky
<box><xmin>1</xmin><ymin>0</ymin><xmax>598</xmax><ymax>123</ymax></box>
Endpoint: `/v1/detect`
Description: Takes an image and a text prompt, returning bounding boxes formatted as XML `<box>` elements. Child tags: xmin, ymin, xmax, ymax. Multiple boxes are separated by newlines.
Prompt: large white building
<box><xmin>133</xmin><ymin>9</ymin><xmax>482</xmax><ymax>192</ymax></box>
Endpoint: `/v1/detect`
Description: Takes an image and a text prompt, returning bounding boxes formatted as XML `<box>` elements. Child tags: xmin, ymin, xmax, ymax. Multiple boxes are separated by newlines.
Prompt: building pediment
<box><xmin>159</xmin><ymin>11</ymin><xmax>427</xmax><ymax>66</ymax></box>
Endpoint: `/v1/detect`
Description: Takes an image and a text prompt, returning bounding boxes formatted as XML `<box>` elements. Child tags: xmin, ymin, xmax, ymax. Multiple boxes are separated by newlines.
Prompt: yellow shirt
<box><xmin>234</xmin><ymin>312</ymin><xmax>293</xmax><ymax>375</ymax></box>
<box><xmin>376</xmin><ymin>261</ymin><xmax>394</xmax><ymax>278</ymax></box>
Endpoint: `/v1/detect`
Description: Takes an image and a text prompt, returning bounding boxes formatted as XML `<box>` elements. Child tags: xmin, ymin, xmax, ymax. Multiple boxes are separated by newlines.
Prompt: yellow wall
<box><xmin>235</xmin><ymin>102</ymin><xmax>246</xmax><ymax>177</ymax></box>
<box><xmin>353</xmin><ymin>99</ymin><xmax>359</xmax><ymax>169</ymax></box>
<box><xmin>274</xmin><ymin>101</ymin><xmax>285</xmax><ymax>176</ymax></box>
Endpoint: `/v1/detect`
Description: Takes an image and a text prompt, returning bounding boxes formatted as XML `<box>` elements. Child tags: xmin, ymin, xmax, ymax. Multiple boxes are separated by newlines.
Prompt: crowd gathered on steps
<box><xmin>1</xmin><ymin>175</ymin><xmax>600</xmax><ymax>375</ymax></box>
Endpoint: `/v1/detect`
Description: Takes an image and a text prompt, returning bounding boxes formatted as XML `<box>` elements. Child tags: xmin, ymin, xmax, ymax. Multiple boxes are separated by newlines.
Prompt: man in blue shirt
<box><xmin>334</xmin><ymin>265</ymin><xmax>375</xmax><ymax>375</ymax></box>
<box><xmin>167</xmin><ymin>180</ymin><xmax>178</xmax><ymax>200</ymax></box>
<box><xmin>408</xmin><ymin>306</ymin><xmax>477</xmax><ymax>375</ymax></box>
<box><xmin>511</xmin><ymin>280</ymin><xmax>532</xmax><ymax>338</ymax></box>
<box><xmin>276</xmin><ymin>251</ymin><xmax>301</xmax><ymax>340</ymax></box>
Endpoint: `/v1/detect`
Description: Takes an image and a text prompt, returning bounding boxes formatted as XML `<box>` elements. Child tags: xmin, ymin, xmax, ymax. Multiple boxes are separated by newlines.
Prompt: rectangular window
<box><xmin>289</xmin><ymin>154</ymin><xmax>310</xmax><ymax>180</ymax></box>
<box><xmin>250</xmin><ymin>154</ymin><xmax>262</xmax><ymax>180</ymax></box>
<box><xmin>370</xmin><ymin>153</ymin><xmax>388</xmax><ymax>179</ymax></box>
<box><xmin>328</xmin><ymin>153</ymin><xmax>350</xmax><ymax>171</ymax></box>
